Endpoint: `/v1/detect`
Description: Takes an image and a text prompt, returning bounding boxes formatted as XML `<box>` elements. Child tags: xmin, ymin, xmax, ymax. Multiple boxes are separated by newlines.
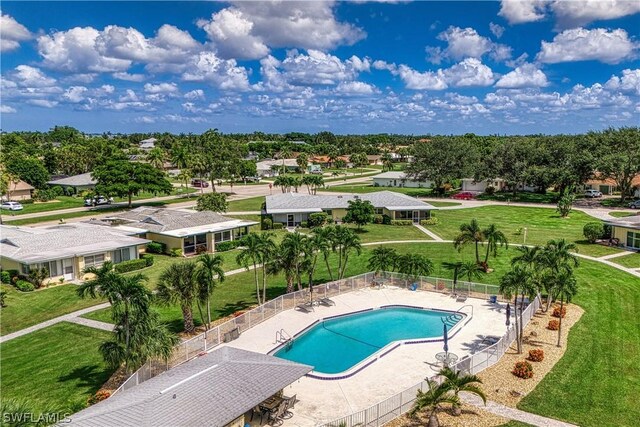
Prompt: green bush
<box><xmin>1</xmin><ymin>271</ymin><xmax>10</xmax><ymax>284</ymax></box>
<box><xmin>390</xmin><ymin>220</ymin><xmax>413</xmax><ymax>226</ymax></box>
<box><xmin>15</xmin><ymin>280</ymin><xmax>35</xmax><ymax>292</ymax></box>
<box><xmin>114</xmin><ymin>258</ymin><xmax>148</xmax><ymax>273</ymax></box>
<box><xmin>583</xmin><ymin>222</ymin><xmax>605</xmax><ymax>243</ymax></box>
<box><xmin>261</xmin><ymin>217</ymin><xmax>273</xmax><ymax>230</ymax></box>
<box><xmin>146</xmin><ymin>241</ymin><xmax>166</xmax><ymax>254</ymax></box>
<box><xmin>382</xmin><ymin>214</ymin><xmax>392</xmax><ymax>225</ymax></box>
<box><xmin>308</xmin><ymin>212</ymin><xmax>328</xmax><ymax>228</ymax></box>
<box><xmin>6</xmin><ymin>270</ymin><xmax>19</xmax><ymax>280</ymax></box>
<box><xmin>273</xmin><ymin>222</ymin><xmax>284</xmax><ymax>230</ymax></box>
<box><xmin>373</xmin><ymin>214</ymin><xmax>384</xmax><ymax>224</ymax></box>
<box><xmin>170</xmin><ymin>248</ymin><xmax>183</xmax><ymax>257</ymax></box>
<box><xmin>485</xmin><ymin>185</ymin><xmax>496</xmax><ymax>195</ymax></box>
<box><xmin>420</xmin><ymin>218</ymin><xmax>439</xmax><ymax>226</ymax></box>
<box><xmin>300</xmin><ymin>221</ymin><xmax>308</xmax><ymax>228</ymax></box>
<box><xmin>141</xmin><ymin>254</ymin><xmax>155</xmax><ymax>267</ymax></box>
<box><xmin>215</xmin><ymin>241</ymin><xmax>237</xmax><ymax>252</ymax></box>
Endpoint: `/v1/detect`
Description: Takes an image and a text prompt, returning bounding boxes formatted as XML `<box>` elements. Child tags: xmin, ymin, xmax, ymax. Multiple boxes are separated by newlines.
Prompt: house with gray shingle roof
<box><xmin>0</xmin><ymin>223</ymin><xmax>150</xmax><ymax>284</ymax></box>
<box><xmin>88</xmin><ymin>207</ymin><xmax>257</xmax><ymax>256</ymax></box>
<box><xmin>372</xmin><ymin>171</ymin><xmax>433</xmax><ymax>189</ymax></box>
<box><xmin>67</xmin><ymin>346</ymin><xmax>312</xmax><ymax>427</ymax></box>
<box><xmin>264</xmin><ymin>190</ymin><xmax>435</xmax><ymax>227</ymax></box>
<box><xmin>48</xmin><ymin>173</ymin><xmax>97</xmax><ymax>193</ymax></box>
<box><xmin>604</xmin><ymin>214</ymin><xmax>640</xmax><ymax>249</ymax></box>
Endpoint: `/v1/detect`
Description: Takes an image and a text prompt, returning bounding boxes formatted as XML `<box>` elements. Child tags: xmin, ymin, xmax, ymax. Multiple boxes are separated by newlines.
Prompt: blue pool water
<box><xmin>274</xmin><ymin>307</ymin><xmax>462</xmax><ymax>375</ymax></box>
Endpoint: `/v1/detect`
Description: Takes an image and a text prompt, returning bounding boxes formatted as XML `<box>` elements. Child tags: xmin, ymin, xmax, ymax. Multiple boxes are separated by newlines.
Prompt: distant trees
<box><xmin>350</xmin><ymin>152</ymin><xmax>368</xmax><ymax>174</ymax></box>
<box><xmin>302</xmin><ymin>175</ymin><xmax>324</xmax><ymax>194</ymax></box>
<box><xmin>5</xmin><ymin>157</ymin><xmax>50</xmax><ymax>189</ymax></box>
<box><xmin>597</xmin><ymin>127</ymin><xmax>640</xmax><ymax>202</ymax></box>
<box><xmin>195</xmin><ymin>193</ymin><xmax>228</xmax><ymax>213</ymax></box>
<box><xmin>296</xmin><ymin>153</ymin><xmax>309</xmax><ymax>172</ymax></box>
<box><xmin>93</xmin><ymin>161</ymin><xmax>173</xmax><ymax>207</ymax></box>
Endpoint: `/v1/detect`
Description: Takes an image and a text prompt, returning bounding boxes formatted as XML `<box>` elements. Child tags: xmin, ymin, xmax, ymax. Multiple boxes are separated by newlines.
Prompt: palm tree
<box><xmin>280</xmin><ymin>232</ymin><xmax>306</xmax><ymax>291</ymax></box>
<box><xmin>442</xmin><ymin>261</ymin><xmax>463</xmax><ymax>294</ymax></box>
<box><xmin>550</xmin><ymin>268</ymin><xmax>577</xmax><ymax>347</ymax></box>
<box><xmin>146</xmin><ymin>147</ymin><xmax>166</xmax><ymax>170</ymax></box>
<box><xmin>257</xmin><ymin>233</ymin><xmax>277</xmax><ymax>303</ymax></box>
<box><xmin>482</xmin><ymin>223</ymin><xmax>508</xmax><ymax>268</ymax></box>
<box><xmin>313</xmin><ymin>226</ymin><xmax>336</xmax><ymax>281</ymax></box>
<box><xmin>458</xmin><ymin>260</ymin><xmax>483</xmax><ymax>283</ymax></box>
<box><xmin>171</xmin><ymin>145</ymin><xmax>190</xmax><ymax>170</ymax></box>
<box><xmin>381</xmin><ymin>152</ymin><xmax>394</xmax><ymax>172</ymax></box>
<box><xmin>539</xmin><ymin>239</ymin><xmax>579</xmax><ymax>311</ymax></box>
<box><xmin>176</xmin><ymin>168</ymin><xmax>192</xmax><ymax>197</ymax></box>
<box><xmin>367</xmin><ymin>246</ymin><xmax>398</xmax><ymax>278</ymax></box>
<box><xmin>409</xmin><ymin>380</ymin><xmax>460</xmax><ymax>427</ymax></box>
<box><xmin>439</xmin><ymin>367</ymin><xmax>487</xmax><ymax>416</ymax></box>
<box><xmin>453</xmin><ymin>219</ymin><xmax>485</xmax><ymax>265</ymax></box>
<box><xmin>156</xmin><ymin>261</ymin><xmax>199</xmax><ymax>333</ymax></box>
<box><xmin>333</xmin><ymin>226</ymin><xmax>362</xmax><ymax>279</ymax></box>
<box><xmin>236</xmin><ymin>233</ymin><xmax>265</xmax><ymax>305</ymax></box>
<box><xmin>397</xmin><ymin>253</ymin><xmax>434</xmax><ymax>283</ymax></box>
<box><xmin>499</xmin><ymin>265</ymin><xmax>532</xmax><ymax>354</ymax></box>
<box><xmin>195</xmin><ymin>253</ymin><xmax>225</xmax><ymax>330</ymax></box>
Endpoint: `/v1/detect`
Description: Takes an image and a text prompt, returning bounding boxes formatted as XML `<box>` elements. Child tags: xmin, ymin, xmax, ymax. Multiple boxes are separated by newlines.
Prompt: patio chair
<box><xmin>267</xmin><ymin>401</ymin><xmax>287</xmax><ymax>426</ymax></box>
<box><xmin>295</xmin><ymin>304</ymin><xmax>313</xmax><ymax>313</ymax></box>
<box><xmin>318</xmin><ymin>297</ymin><xmax>335</xmax><ymax>306</ymax></box>
<box><xmin>456</xmin><ymin>292</ymin><xmax>468</xmax><ymax>303</ymax></box>
<box><xmin>281</xmin><ymin>394</ymin><xmax>297</xmax><ymax>419</ymax></box>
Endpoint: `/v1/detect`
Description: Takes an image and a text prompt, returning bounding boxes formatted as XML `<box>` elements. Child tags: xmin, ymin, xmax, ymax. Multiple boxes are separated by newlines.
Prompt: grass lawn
<box><xmin>476</xmin><ymin>191</ymin><xmax>560</xmax><ymax>204</ymax></box>
<box><xmin>322</xmin><ymin>184</ymin><xmax>434</xmax><ymax>197</ymax></box>
<box><xmin>611</xmin><ymin>251</ymin><xmax>640</xmax><ymax>269</ymax></box>
<box><xmin>428</xmin><ymin>206</ymin><xmax>624</xmax><ymax>257</ymax></box>
<box><xmin>609</xmin><ymin>211</ymin><xmax>638</xmax><ymax>218</ymax></box>
<box><xmin>227</xmin><ymin>196</ymin><xmax>265</xmax><ymax>212</ymax></box>
<box><xmin>0</xmin><ymin>284</ymin><xmax>105</xmax><ymax>336</ymax></box>
<box><xmin>0</xmin><ymin>323</ymin><xmax>114</xmax><ymax>413</ymax></box>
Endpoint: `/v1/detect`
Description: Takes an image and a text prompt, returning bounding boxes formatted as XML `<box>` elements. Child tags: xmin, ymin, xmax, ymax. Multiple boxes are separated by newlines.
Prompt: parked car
<box><xmin>191</xmin><ymin>179</ymin><xmax>210</xmax><ymax>188</ymax></box>
<box><xmin>629</xmin><ymin>200</ymin><xmax>640</xmax><ymax>209</ymax></box>
<box><xmin>0</xmin><ymin>201</ymin><xmax>24</xmax><ymax>211</ymax></box>
<box><xmin>84</xmin><ymin>196</ymin><xmax>113</xmax><ymax>206</ymax></box>
<box><xmin>584</xmin><ymin>189</ymin><xmax>603</xmax><ymax>198</ymax></box>
<box><xmin>452</xmin><ymin>192</ymin><xmax>475</xmax><ymax>200</ymax></box>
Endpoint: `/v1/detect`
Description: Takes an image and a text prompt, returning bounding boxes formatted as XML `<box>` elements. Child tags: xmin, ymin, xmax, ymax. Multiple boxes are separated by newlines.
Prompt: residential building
<box><xmin>309</xmin><ymin>155</ymin><xmax>352</xmax><ymax>168</ymax></box>
<box><xmin>67</xmin><ymin>346</ymin><xmax>312</xmax><ymax>427</ymax></box>
<box><xmin>2</xmin><ymin>180</ymin><xmax>34</xmax><ymax>201</ymax></box>
<box><xmin>372</xmin><ymin>171</ymin><xmax>432</xmax><ymax>188</ymax></box>
<box><xmin>0</xmin><ymin>223</ymin><xmax>150</xmax><ymax>284</ymax></box>
<box><xmin>605</xmin><ymin>215</ymin><xmax>640</xmax><ymax>250</ymax></box>
<box><xmin>264</xmin><ymin>190</ymin><xmax>435</xmax><ymax>226</ymax></box>
<box><xmin>139</xmin><ymin>137</ymin><xmax>157</xmax><ymax>151</ymax></box>
<box><xmin>88</xmin><ymin>206</ymin><xmax>257</xmax><ymax>255</ymax></box>
<box><xmin>256</xmin><ymin>159</ymin><xmax>300</xmax><ymax>177</ymax></box>
<box><xmin>366</xmin><ymin>155</ymin><xmax>382</xmax><ymax>165</ymax></box>
<box><xmin>461</xmin><ymin>178</ymin><xmax>538</xmax><ymax>194</ymax></box>
<box><xmin>582</xmin><ymin>175</ymin><xmax>640</xmax><ymax>195</ymax></box>
<box><xmin>47</xmin><ymin>172</ymin><xmax>97</xmax><ymax>193</ymax></box>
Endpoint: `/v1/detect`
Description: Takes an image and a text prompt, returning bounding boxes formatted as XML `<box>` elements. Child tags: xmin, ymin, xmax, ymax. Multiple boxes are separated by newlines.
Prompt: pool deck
<box><xmin>222</xmin><ymin>286</ymin><xmax>507</xmax><ymax>426</ymax></box>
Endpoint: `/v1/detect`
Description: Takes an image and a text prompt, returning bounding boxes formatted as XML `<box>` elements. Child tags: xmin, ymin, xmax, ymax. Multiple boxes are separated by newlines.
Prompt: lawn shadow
<box><xmin>216</xmin><ymin>301</ymin><xmax>253</xmax><ymax>318</ymax></box>
<box><xmin>58</xmin><ymin>364</ymin><xmax>112</xmax><ymax>391</ymax></box>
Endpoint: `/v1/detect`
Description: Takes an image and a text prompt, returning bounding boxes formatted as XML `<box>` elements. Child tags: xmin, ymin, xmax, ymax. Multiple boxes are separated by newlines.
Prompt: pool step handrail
<box><xmin>275</xmin><ymin>328</ymin><xmax>292</xmax><ymax>344</ymax></box>
<box><xmin>455</xmin><ymin>304</ymin><xmax>474</xmax><ymax>325</ymax></box>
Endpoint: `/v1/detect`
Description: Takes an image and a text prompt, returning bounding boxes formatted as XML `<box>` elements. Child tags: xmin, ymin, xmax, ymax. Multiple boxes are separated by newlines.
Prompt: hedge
<box><xmin>390</xmin><ymin>220</ymin><xmax>413</xmax><ymax>226</ymax></box>
<box><xmin>1</xmin><ymin>271</ymin><xmax>10</xmax><ymax>284</ymax></box>
<box><xmin>261</xmin><ymin>218</ymin><xmax>273</xmax><ymax>230</ymax></box>
<box><xmin>273</xmin><ymin>223</ymin><xmax>284</xmax><ymax>230</ymax></box>
<box><xmin>308</xmin><ymin>212</ymin><xmax>328</xmax><ymax>228</ymax></box>
<box><xmin>141</xmin><ymin>254</ymin><xmax>155</xmax><ymax>267</ymax></box>
<box><xmin>420</xmin><ymin>218</ymin><xmax>439</xmax><ymax>226</ymax></box>
<box><xmin>15</xmin><ymin>280</ymin><xmax>35</xmax><ymax>292</ymax></box>
<box><xmin>170</xmin><ymin>248</ymin><xmax>183</xmax><ymax>257</ymax></box>
<box><xmin>146</xmin><ymin>241</ymin><xmax>166</xmax><ymax>254</ymax></box>
<box><xmin>114</xmin><ymin>258</ymin><xmax>148</xmax><ymax>273</ymax></box>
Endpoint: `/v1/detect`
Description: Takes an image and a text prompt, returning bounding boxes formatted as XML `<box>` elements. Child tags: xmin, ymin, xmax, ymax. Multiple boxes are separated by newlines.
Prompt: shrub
<box><xmin>382</xmin><ymin>214</ymin><xmax>392</xmax><ymax>225</ymax></box>
<box><xmin>1</xmin><ymin>271</ymin><xmax>10</xmax><ymax>284</ymax></box>
<box><xmin>261</xmin><ymin>217</ymin><xmax>273</xmax><ymax>230</ymax></box>
<box><xmin>88</xmin><ymin>390</ymin><xmax>111</xmax><ymax>405</ymax></box>
<box><xmin>215</xmin><ymin>241</ymin><xmax>241</xmax><ymax>252</ymax></box>
<box><xmin>300</xmin><ymin>221</ymin><xmax>308</xmax><ymax>228</ymax></box>
<box><xmin>114</xmin><ymin>258</ymin><xmax>148</xmax><ymax>273</ymax></box>
<box><xmin>552</xmin><ymin>306</ymin><xmax>566</xmax><ymax>318</ymax></box>
<box><xmin>373</xmin><ymin>214</ymin><xmax>384</xmax><ymax>224</ymax></box>
<box><xmin>273</xmin><ymin>222</ymin><xmax>284</xmax><ymax>230</ymax></box>
<box><xmin>512</xmin><ymin>361</ymin><xmax>534</xmax><ymax>379</ymax></box>
<box><xmin>146</xmin><ymin>241</ymin><xmax>166</xmax><ymax>254</ymax></box>
<box><xmin>308</xmin><ymin>212</ymin><xmax>328</xmax><ymax>228</ymax></box>
<box><xmin>6</xmin><ymin>270</ymin><xmax>19</xmax><ymax>279</ymax></box>
<box><xmin>485</xmin><ymin>185</ymin><xmax>496</xmax><ymax>195</ymax></box>
<box><xmin>420</xmin><ymin>218</ymin><xmax>439</xmax><ymax>226</ymax></box>
<box><xmin>547</xmin><ymin>319</ymin><xmax>560</xmax><ymax>330</ymax></box>
<box><xmin>15</xmin><ymin>280</ymin><xmax>35</xmax><ymax>292</ymax></box>
<box><xmin>583</xmin><ymin>222</ymin><xmax>604</xmax><ymax>243</ymax></box>
<box><xmin>141</xmin><ymin>254</ymin><xmax>155</xmax><ymax>267</ymax></box>
<box><xmin>528</xmin><ymin>349</ymin><xmax>544</xmax><ymax>362</ymax></box>
<box><xmin>390</xmin><ymin>220</ymin><xmax>413</xmax><ymax>226</ymax></box>
<box><xmin>170</xmin><ymin>248</ymin><xmax>183</xmax><ymax>257</ymax></box>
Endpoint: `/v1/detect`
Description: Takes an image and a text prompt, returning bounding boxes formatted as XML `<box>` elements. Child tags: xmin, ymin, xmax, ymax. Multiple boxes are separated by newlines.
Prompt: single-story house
<box><xmin>47</xmin><ymin>172</ymin><xmax>97</xmax><ymax>193</ymax></box>
<box><xmin>582</xmin><ymin>175</ymin><xmax>640</xmax><ymax>196</ymax></box>
<box><xmin>372</xmin><ymin>171</ymin><xmax>433</xmax><ymax>189</ymax></box>
<box><xmin>309</xmin><ymin>155</ymin><xmax>352</xmax><ymax>168</ymax></box>
<box><xmin>88</xmin><ymin>206</ymin><xmax>257</xmax><ymax>255</ymax></box>
<box><xmin>367</xmin><ymin>155</ymin><xmax>382</xmax><ymax>165</ymax></box>
<box><xmin>139</xmin><ymin>137</ymin><xmax>157</xmax><ymax>151</ymax></box>
<box><xmin>604</xmin><ymin>215</ymin><xmax>640</xmax><ymax>250</ymax></box>
<box><xmin>67</xmin><ymin>346</ymin><xmax>312</xmax><ymax>427</ymax></box>
<box><xmin>0</xmin><ymin>223</ymin><xmax>150</xmax><ymax>284</ymax></box>
<box><xmin>2</xmin><ymin>180</ymin><xmax>34</xmax><ymax>201</ymax></box>
<box><xmin>257</xmin><ymin>159</ymin><xmax>300</xmax><ymax>177</ymax></box>
<box><xmin>461</xmin><ymin>178</ymin><xmax>537</xmax><ymax>194</ymax></box>
<box><xmin>264</xmin><ymin>190</ymin><xmax>436</xmax><ymax>227</ymax></box>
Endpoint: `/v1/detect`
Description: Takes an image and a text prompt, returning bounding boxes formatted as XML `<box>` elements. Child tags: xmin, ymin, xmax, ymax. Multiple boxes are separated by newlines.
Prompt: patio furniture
<box><xmin>435</xmin><ymin>351</ymin><xmax>459</xmax><ymax>367</ymax></box>
<box><xmin>318</xmin><ymin>297</ymin><xmax>335</xmax><ymax>306</ymax></box>
<box><xmin>266</xmin><ymin>400</ymin><xmax>287</xmax><ymax>426</ymax></box>
<box><xmin>281</xmin><ymin>394</ymin><xmax>297</xmax><ymax>419</ymax></box>
<box><xmin>295</xmin><ymin>304</ymin><xmax>313</xmax><ymax>313</ymax></box>
<box><xmin>456</xmin><ymin>292</ymin><xmax>468</xmax><ymax>302</ymax></box>
<box><xmin>223</xmin><ymin>327</ymin><xmax>240</xmax><ymax>343</ymax></box>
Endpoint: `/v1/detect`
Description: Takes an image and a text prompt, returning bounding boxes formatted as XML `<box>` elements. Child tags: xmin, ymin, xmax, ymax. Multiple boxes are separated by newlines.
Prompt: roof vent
<box><xmin>337</xmin><ymin>195</ymin><xmax>343</xmax><ymax>198</ymax></box>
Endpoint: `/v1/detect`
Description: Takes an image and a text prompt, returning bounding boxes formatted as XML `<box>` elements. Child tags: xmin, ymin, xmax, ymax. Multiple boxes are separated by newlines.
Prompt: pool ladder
<box><xmin>275</xmin><ymin>328</ymin><xmax>292</xmax><ymax>344</ymax></box>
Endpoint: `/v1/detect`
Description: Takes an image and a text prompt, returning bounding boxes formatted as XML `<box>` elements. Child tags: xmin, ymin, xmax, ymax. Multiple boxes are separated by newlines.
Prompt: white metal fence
<box><xmin>113</xmin><ymin>271</ymin><xmax>510</xmax><ymax>395</ymax></box>
<box><xmin>322</xmin><ymin>294</ymin><xmax>542</xmax><ymax>427</ymax></box>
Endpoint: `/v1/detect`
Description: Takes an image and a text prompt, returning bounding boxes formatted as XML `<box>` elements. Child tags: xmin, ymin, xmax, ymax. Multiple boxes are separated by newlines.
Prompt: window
<box><xmin>112</xmin><ymin>248</ymin><xmax>132</xmax><ymax>264</ymax></box>
<box><xmin>84</xmin><ymin>254</ymin><xmax>105</xmax><ymax>268</ymax></box>
<box><xmin>374</xmin><ymin>208</ymin><xmax>384</xmax><ymax>215</ymax></box>
<box><xmin>214</xmin><ymin>231</ymin><xmax>232</xmax><ymax>243</ymax></box>
<box><xmin>323</xmin><ymin>209</ymin><xmax>333</xmax><ymax>216</ymax></box>
<box><xmin>184</xmin><ymin>233</ymin><xmax>208</xmax><ymax>254</ymax></box>
<box><xmin>21</xmin><ymin>264</ymin><xmax>30</xmax><ymax>274</ymax></box>
<box><xmin>626</xmin><ymin>231</ymin><xmax>640</xmax><ymax>249</ymax></box>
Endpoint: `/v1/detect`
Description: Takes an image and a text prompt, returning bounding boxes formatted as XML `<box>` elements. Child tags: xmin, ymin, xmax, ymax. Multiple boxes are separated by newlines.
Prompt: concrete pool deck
<box><xmin>222</xmin><ymin>286</ymin><xmax>508</xmax><ymax>426</ymax></box>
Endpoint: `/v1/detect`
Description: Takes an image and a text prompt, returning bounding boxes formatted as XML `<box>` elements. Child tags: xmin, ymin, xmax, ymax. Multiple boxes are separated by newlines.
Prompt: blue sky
<box><xmin>1</xmin><ymin>1</ymin><xmax>639</xmax><ymax>134</ymax></box>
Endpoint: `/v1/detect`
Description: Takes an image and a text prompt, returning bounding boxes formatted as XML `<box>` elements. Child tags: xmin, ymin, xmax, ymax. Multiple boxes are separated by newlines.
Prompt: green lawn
<box><xmin>609</xmin><ymin>211</ymin><xmax>638</xmax><ymax>218</ymax></box>
<box><xmin>0</xmin><ymin>284</ymin><xmax>105</xmax><ymax>336</ymax></box>
<box><xmin>322</xmin><ymin>183</ymin><xmax>434</xmax><ymax>197</ymax></box>
<box><xmin>611</xmin><ymin>252</ymin><xmax>640</xmax><ymax>269</ymax></box>
<box><xmin>476</xmin><ymin>191</ymin><xmax>560</xmax><ymax>204</ymax></box>
<box><xmin>227</xmin><ymin>196</ymin><xmax>265</xmax><ymax>212</ymax></box>
<box><xmin>0</xmin><ymin>322</ymin><xmax>114</xmax><ymax>413</ymax></box>
<box><xmin>301</xmin><ymin>223</ymin><xmax>432</xmax><ymax>244</ymax></box>
<box><xmin>428</xmin><ymin>206</ymin><xmax>624</xmax><ymax>257</ymax></box>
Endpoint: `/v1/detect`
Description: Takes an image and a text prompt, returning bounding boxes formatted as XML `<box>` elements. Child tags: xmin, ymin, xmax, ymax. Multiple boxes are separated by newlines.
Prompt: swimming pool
<box><xmin>273</xmin><ymin>306</ymin><xmax>465</xmax><ymax>377</ymax></box>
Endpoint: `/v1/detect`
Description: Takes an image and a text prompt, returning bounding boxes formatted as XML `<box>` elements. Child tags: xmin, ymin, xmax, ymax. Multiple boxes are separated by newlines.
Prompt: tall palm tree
<box><xmin>313</xmin><ymin>226</ymin><xmax>336</xmax><ymax>281</ymax></box>
<box><xmin>409</xmin><ymin>380</ymin><xmax>460</xmax><ymax>427</ymax></box>
<box><xmin>156</xmin><ymin>261</ymin><xmax>199</xmax><ymax>333</ymax></box>
<box><xmin>539</xmin><ymin>239</ymin><xmax>579</xmax><ymax>311</ymax></box>
<box><xmin>381</xmin><ymin>152</ymin><xmax>394</xmax><ymax>172</ymax></box>
<box><xmin>257</xmin><ymin>233</ymin><xmax>277</xmax><ymax>303</ymax></box>
<box><xmin>333</xmin><ymin>226</ymin><xmax>362</xmax><ymax>279</ymax></box>
<box><xmin>171</xmin><ymin>145</ymin><xmax>190</xmax><ymax>170</ymax></box>
<box><xmin>146</xmin><ymin>147</ymin><xmax>166</xmax><ymax>170</ymax></box>
<box><xmin>550</xmin><ymin>268</ymin><xmax>578</xmax><ymax>347</ymax></box>
<box><xmin>499</xmin><ymin>265</ymin><xmax>532</xmax><ymax>354</ymax></box>
<box><xmin>397</xmin><ymin>253</ymin><xmax>434</xmax><ymax>283</ymax></box>
<box><xmin>236</xmin><ymin>233</ymin><xmax>266</xmax><ymax>305</ymax></box>
<box><xmin>482</xmin><ymin>223</ymin><xmax>509</xmax><ymax>267</ymax></box>
<box><xmin>280</xmin><ymin>232</ymin><xmax>306</xmax><ymax>291</ymax></box>
<box><xmin>439</xmin><ymin>367</ymin><xmax>486</xmax><ymax>416</ymax></box>
<box><xmin>195</xmin><ymin>253</ymin><xmax>225</xmax><ymax>330</ymax></box>
<box><xmin>367</xmin><ymin>246</ymin><xmax>398</xmax><ymax>278</ymax></box>
<box><xmin>442</xmin><ymin>261</ymin><xmax>463</xmax><ymax>294</ymax></box>
<box><xmin>453</xmin><ymin>219</ymin><xmax>485</xmax><ymax>265</ymax></box>
<box><xmin>176</xmin><ymin>168</ymin><xmax>192</xmax><ymax>197</ymax></box>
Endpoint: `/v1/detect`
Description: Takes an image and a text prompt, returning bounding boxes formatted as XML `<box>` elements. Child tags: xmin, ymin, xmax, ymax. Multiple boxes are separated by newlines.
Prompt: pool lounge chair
<box><xmin>318</xmin><ymin>297</ymin><xmax>335</xmax><ymax>306</ymax></box>
<box><xmin>456</xmin><ymin>292</ymin><xmax>468</xmax><ymax>302</ymax></box>
<box><xmin>295</xmin><ymin>304</ymin><xmax>314</xmax><ymax>313</ymax></box>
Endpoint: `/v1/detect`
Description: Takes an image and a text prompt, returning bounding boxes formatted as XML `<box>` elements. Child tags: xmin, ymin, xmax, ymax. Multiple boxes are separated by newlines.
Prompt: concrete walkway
<box><xmin>67</xmin><ymin>316</ymin><xmax>114</xmax><ymax>332</ymax></box>
<box><xmin>462</xmin><ymin>393</ymin><xmax>578</xmax><ymax>427</ymax></box>
<box><xmin>597</xmin><ymin>251</ymin><xmax>637</xmax><ymax>260</ymax></box>
<box><xmin>413</xmin><ymin>222</ymin><xmax>443</xmax><ymax>241</ymax></box>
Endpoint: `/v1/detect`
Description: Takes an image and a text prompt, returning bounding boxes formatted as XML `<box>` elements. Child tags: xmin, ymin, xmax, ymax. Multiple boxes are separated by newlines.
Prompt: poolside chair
<box><xmin>267</xmin><ymin>401</ymin><xmax>287</xmax><ymax>426</ymax></box>
<box><xmin>295</xmin><ymin>304</ymin><xmax>314</xmax><ymax>313</ymax></box>
<box><xmin>281</xmin><ymin>394</ymin><xmax>297</xmax><ymax>419</ymax></box>
<box><xmin>318</xmin><ymin>297</ymin><xmax>335</xmax><ymax>306</ymax></box>
<box><xmin>456</xmin><ymin>292</ymin><xmax>468</xmax><ymax>303</ymax></box>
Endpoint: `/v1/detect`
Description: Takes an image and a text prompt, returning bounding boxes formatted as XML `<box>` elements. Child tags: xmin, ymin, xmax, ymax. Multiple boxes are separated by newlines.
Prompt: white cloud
<box><xmin>112</xmin><ymin>72</ymin><xmax>146</xmax><ymax>82</ymax></box>
<box><xmin>397</xmin><ymin>65</ymin><xmax>448</xmax><ymax>90</ymax></box>
<box><xmin>604</xmin><ymin>68</ymin><xmax>640</xmax><ymax>95</ymax></box>
<box><xmin>0</xmin><ymin>105</ymin><xmax>17</xmax><ymax>113</ymax></box>
<box><xmin>37</xmin><ymin>27</ymin><xmax>131</xmax><ymax>72</ymax></box>
<box><xmin>197</xmin><ymin>1</ymin><xmax>365</xmax><ymax>60</ymax></box>
<box><xmin>27</xmin><ymin>99</ymin><xmax>59</xmax><ymax>108</ymax></box>
<box><xmin>495</xmin><ymin>63</ymin><xmax>549</xmax><ymax>88</ymax></box>
<box><xmin>489</xmin><ymin>22</ymin><xmax>505</xmax><ymax>39</ymax></box>
<box><xmin>0</xmin><ymin>13</ymin><xmax>32</xmax><ymax>52</ymax></box>
<box><xmin>427</xmin><ymin>26</ymin><xmax>511</xmax><ymax>64</ymax></box>
<box><xmin>184</xmin><ymin>89</ymin><xmax>205</xmax><ymax>100</ymax></box>
<box><xmin>144</xmin><ymin>82</ymin><xmax>179</xmax><ymax>94</ymax></box>
<box><xmin>498</xmin><ymin>0</ymin><xmax>548</xmax><ymax>24</ymax></box>
<box><xmin>265</xmin><ymin>50</ymin><xmax>369</xmax><ymax>86</ymax></box>
<box><xmin>63</xmin><ymin>86</ymin><xmax>88</xmax><ymax>103</ymax></box>
<box><xmin>181</xmin><ymin>51</ymin><xmax>251</xmax><ymax>91</ymax></box>
<box><xmin>335</xmin><ymin>81</ymin><xmax>378</xmax><ymax>95</ymax></box>
<box><xmin>11</xmin><ymin>65</ymin><xmax>57</xmax><ymax>88</ymax></box>
<box><xmin>119</xmin><ymin>89</ymin><xmax>139</xmax><ymax>102</ymax></box>
<box><xmin>443</xmin><ymin>58</ymin><xmax>495</xmax><ymax>87</ymax></box>
<box><xmin>537</xmin><ymin>28</ymin><xmax>636</xmax><ymax>64</ymax></box>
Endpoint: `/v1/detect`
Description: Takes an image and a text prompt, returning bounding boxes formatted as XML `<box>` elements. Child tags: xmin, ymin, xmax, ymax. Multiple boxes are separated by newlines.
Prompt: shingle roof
<box><xmin>265</xmin><ymin>190</ymin><xmax>435</xmax><ymax>214</ymax></box>
<box><xmin>0</xmin><ymin>223</ymin><xmax>149</xmax><ymax>263</ymax></box>
<box><xmin>256</xmin><ymin>159</ymin><xmax>299</xmax><ymax>170</ymax></box>
<box><xmin>67</xmin><ymin>347</ymin><xmax>312</xmax><ymax>427</ymax></box>
<box><xmin>373</xmin><ymin>171</ymin><xmax>411</xmax><ymax>180</ymax></box>
<box><xmin>605</xmin><ymin>214</ymin><xmax>640</xmax><ymax>230</ymax></box>
<box><xmin>6</xmin><ymin>180</ymin><xmax>35</xmax><ymax>192</ymax></box>
<box><xmin>47</xmin><ymin>173</ymin><xmax>97</xmax><ymax>187</ymax></box>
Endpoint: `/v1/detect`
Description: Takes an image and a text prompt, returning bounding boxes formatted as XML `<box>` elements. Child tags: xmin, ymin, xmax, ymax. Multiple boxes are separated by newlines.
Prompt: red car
<box><xmin>452</xmin><ymin>192</ymin><xmax>475</xmax><ymax>200</ymax></box>
<box><xmin>191</xmin><ymin>179</ymin><xmax>210</xmax><ymax>188</ymax></box>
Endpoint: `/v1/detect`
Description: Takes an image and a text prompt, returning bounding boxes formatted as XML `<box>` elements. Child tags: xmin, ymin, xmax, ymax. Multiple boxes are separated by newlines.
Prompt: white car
<box><xmin>584</xmin><ymin>189</ymin><xmax>602</xmax><ymax>198</ymax></box>
<box><xmin>0</xmin><ymin>201</ymin><xmax>24</xmax><ymax>211</ymax></box>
